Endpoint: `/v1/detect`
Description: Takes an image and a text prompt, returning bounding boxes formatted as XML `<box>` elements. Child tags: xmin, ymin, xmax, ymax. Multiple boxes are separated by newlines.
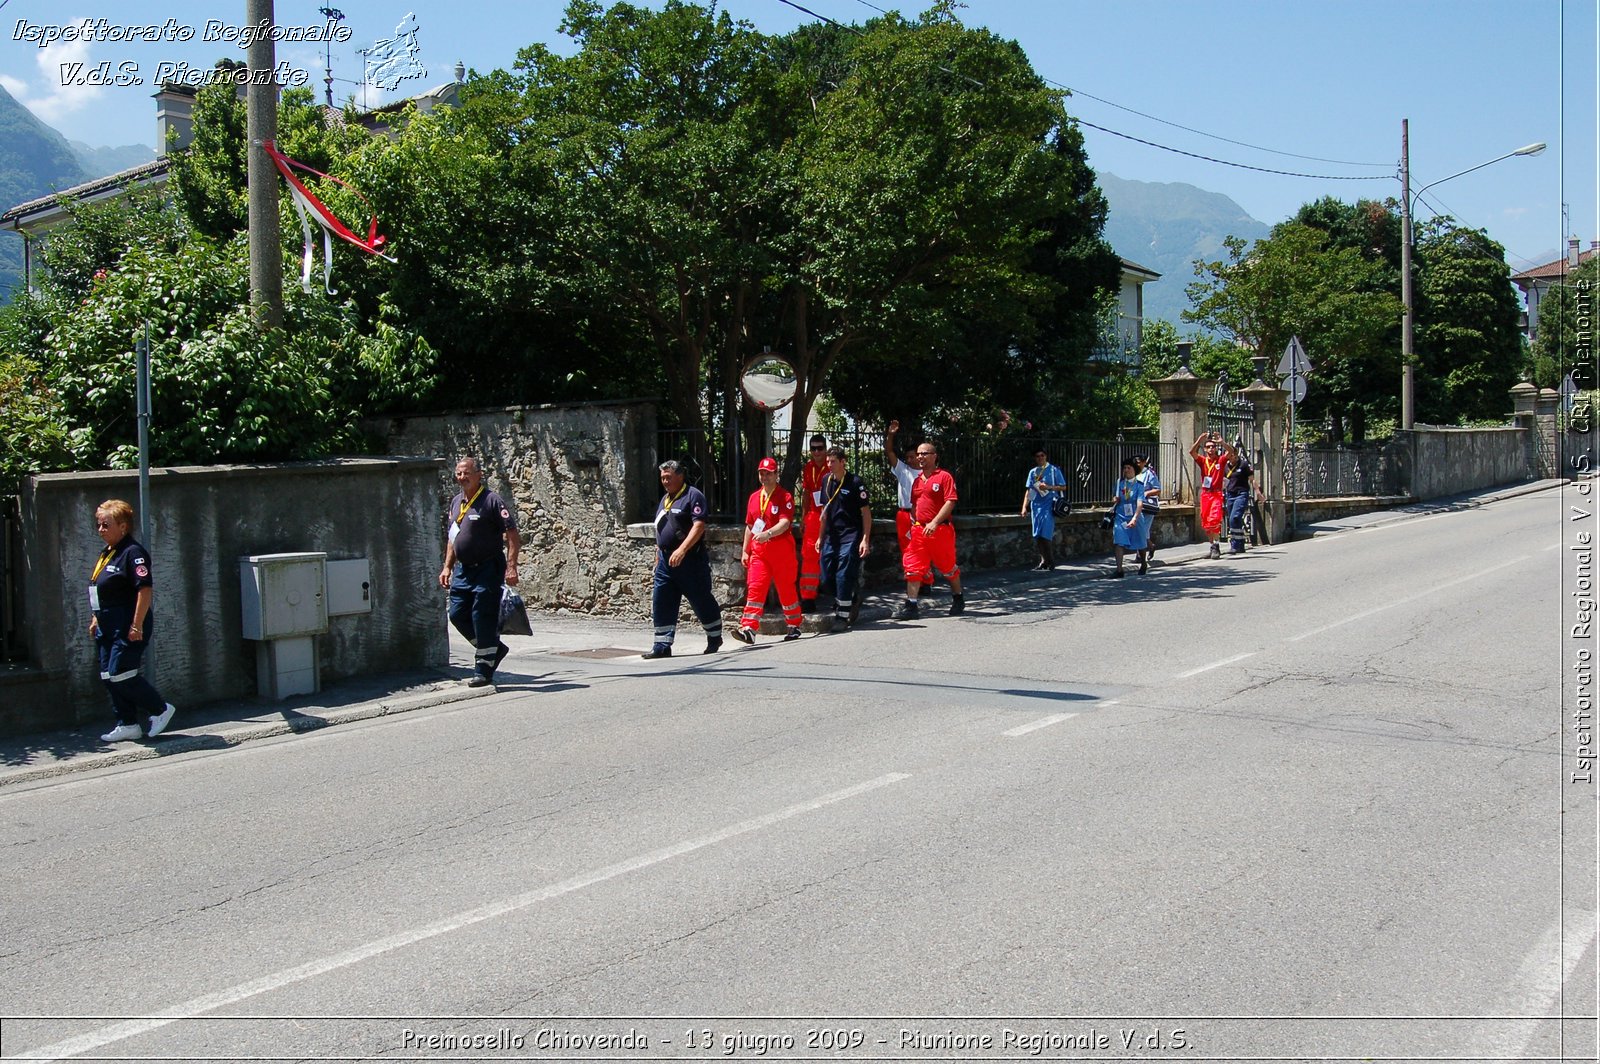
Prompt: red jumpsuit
<box><xmin>798</xmin><ymin>458</ymin><xmax>826</xmax><ymax>601</ymax></box>
<box><xmin>903</xmin><ymin>468</ymin><xmax>961</xmax><ymax>581</ymax></box>
<box><xmin>1196</xmin><ymin>453</ymin><xmax>1228</xmax><ymax>536</ymax></box>
<box><xmin>742</xmin><ymin>485</ymin><xmax>802</xmax><ymax>632</ymax></box>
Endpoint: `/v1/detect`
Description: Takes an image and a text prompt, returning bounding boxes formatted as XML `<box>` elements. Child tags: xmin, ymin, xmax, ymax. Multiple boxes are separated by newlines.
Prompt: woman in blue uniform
<box><xmin>89</xmin><ymin>499</ymin><xmax>176</xmax><ymax>743</ymax></box>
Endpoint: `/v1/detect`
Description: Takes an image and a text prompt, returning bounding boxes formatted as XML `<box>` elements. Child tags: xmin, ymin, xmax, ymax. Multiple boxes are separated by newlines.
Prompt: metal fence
<box><xmin>656</xmin><ymin>426</ymin><xmax>1178</xmax><ymax>517</ymax></box>
<box><xmin>1286</xmin><ymin>442</ymin><xmax>1407</xmax><ymax>498</ymax></box>
<box><xmin>1</xmin><ymin>496</ymin><xmax>24</xmax><ymax>662</ymax></box>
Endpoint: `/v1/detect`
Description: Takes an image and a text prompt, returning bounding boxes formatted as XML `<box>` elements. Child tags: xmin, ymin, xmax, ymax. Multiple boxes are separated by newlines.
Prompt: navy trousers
<box><xmin>448</xmin><ymin>557</ymin><xmax>506</xmax><ymax>680</ymax></box>
<box><xmin>650</xmin><ymin>550</ymin><xmax>721</xmax><ymax>650</ymax></box>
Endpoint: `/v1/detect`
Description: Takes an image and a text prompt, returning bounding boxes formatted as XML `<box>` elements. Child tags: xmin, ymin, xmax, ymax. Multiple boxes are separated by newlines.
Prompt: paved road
<box><xmin>2</xmin><ymin>486</ymin><xmax>1594</xmax><ymax>1063</ymax></box>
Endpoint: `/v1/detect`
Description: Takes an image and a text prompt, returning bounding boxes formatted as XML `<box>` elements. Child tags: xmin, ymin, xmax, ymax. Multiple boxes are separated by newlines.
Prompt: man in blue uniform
<box><xmin>645</xmin><ymin>460</ymin><xmax>723</xmax><ymax>659</ymax></box>
<box><xmin>438</xmin><ymin>456</ymin><xmax>521</xmax><ymax>687</ymax></box>
<box><xmin>815</xmin><ymin>446</ymin><xmax>872</xmax><ymax>630</ymax></box>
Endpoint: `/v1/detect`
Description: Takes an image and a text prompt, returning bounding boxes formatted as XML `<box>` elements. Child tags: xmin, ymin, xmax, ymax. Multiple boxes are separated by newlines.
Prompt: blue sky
<box><xmin>2</xmin><ymin>0</ymin><xmax>1595</xmax><ymax>272</ymax></box>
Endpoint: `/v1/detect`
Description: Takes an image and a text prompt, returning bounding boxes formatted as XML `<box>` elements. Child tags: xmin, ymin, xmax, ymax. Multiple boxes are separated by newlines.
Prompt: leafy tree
<box><xmin>1185</xmin><ymin>224</ymin><xmax>1401</xmax><ymax>442</ymax></box>
<box><xmin>1530</xmin><ymin>254</ymin><xmax>1600</xmax><ymax>391</ymax></box>
<box><xmin>1412</xmin><ymin>218</ymin><xmax>1525</xmax><ymax>422</ymax></box>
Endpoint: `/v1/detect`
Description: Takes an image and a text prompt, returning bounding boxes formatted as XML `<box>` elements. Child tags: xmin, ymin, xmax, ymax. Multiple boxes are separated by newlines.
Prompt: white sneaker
<box><xmin>100</xmin><ymin>723</ymin><xmax>143</xmax><ymax>743</ymax></box>
<box><xmin>147</xmin><ymin>703</ymin><xmax>176</xmax><ymax>738</ymax></box>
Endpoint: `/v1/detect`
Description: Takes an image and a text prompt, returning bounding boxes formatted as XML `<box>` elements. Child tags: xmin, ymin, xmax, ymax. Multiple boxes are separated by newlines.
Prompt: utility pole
<box><xmin>246</xmin><ymin>0</ymin><xmax>283</xmax><ymax>328</ymax></box>
<box><xmin>1399</xmin><ymin>118</ymin><xmax>1415</xmax><ymax>430</ymax></box>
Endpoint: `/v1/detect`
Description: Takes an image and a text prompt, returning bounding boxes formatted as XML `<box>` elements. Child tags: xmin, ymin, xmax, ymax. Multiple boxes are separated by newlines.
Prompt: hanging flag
<box><xmin>262</xmin><ymin>139</ymin><xmax>396</xmax><ymax>294</ymax></box>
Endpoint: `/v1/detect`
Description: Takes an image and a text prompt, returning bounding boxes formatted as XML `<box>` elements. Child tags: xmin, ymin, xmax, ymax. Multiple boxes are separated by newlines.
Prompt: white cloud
<box><xmin>10</xmin><ymin>19</ymin><xmax>106</xmax><ymax>124</ymax></box>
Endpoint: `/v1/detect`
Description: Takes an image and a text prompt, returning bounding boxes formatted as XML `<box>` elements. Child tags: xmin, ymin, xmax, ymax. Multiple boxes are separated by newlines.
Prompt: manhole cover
<box><xmin>557</xmin><ymin>646</ymin><xmax>641</xmax><ymax>659</ymax></box>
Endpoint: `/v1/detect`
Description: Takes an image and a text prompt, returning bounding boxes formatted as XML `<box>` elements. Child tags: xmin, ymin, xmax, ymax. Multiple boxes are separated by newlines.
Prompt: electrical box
<box><xmin>239</xmin><ymin>552</ymin><xmax>328</xmax><ymax>640</ymax></box>
<box><xmin>326</xmin><ymin>559</ymin><xmax>373</xmax><ymax>616</ymax></box>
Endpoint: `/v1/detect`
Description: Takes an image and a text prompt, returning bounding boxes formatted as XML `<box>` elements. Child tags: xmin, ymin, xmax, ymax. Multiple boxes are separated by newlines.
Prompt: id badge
<box><xmin>752</xmin><ymin>518</ymin><xmax>766</xmax><ymax>535</ymax></box>
<box><xmin>88</xmin><ymin>585</ymin><xmax>100</xmax><ymax>610</ymax></box>
<box><xmin>811</xmin><ymin>490</ymin><xmax>822</xmax><ymax>505</ymax></box>
<box><xmin>448</xmin><ymin>522</ymin><xmax>460</xmax><ymax>544</ymax></box>
<box><xmin>1202</xmin><ymin>475</ymin><xmax>1214</xmax><ymax>490</ymax></box>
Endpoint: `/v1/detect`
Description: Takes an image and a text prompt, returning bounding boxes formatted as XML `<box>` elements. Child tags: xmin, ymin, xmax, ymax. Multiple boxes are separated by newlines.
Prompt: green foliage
<box><xmin>1412</xmin><ymin>218</ymin><xmax>1524</xmax><ymax>422</ymax></box>
<box><xmin>1530</xmin><ymin>255</ymin><xmax>1600</xmax><ymax>390</ymax></box>
<box><xmin>1185</xmin><ymin>223</ymin><xmax>1401</xmax><ymax>442</ymax></box>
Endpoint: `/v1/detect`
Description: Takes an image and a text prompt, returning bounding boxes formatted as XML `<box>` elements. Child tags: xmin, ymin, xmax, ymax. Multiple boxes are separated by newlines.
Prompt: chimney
<box><xmin>1569</xmin><ymin>236</ymin><xmax>1582</xmax><ymax>268</ymax></box>
<box><xmin>153</xmin><ymin>84</ymin><xmax>196</xmax><ymax>154</ymax></box>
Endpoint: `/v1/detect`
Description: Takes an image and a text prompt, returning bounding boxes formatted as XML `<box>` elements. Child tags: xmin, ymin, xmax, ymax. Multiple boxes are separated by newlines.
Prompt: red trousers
<box><xmin>799</xmin><ymin>510</ymin><xmax>821</xmax><ymax>600</ymax></box>
<box><xmin>743</xmin><ymin>543</ymin><xmax>801</xmax><ymax>630</ymax></box>
<box><xmin>896</xmin><ymin>511</ymin><xmax>932</xmax><ymax>585</ymax></box>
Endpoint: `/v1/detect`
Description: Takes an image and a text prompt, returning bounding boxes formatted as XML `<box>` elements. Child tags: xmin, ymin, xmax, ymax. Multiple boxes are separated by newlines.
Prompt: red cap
<box><xmin>757</xmin><ymin>457</ymin><xmax>778</xmax><ymax>472</ymax></box>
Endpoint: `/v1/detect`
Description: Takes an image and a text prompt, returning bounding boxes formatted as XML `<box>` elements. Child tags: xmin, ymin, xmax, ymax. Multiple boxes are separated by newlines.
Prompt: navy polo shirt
<box><xmin>449</xmin><ymin>488</ymin><xmax>517</xmax><ymax>568</ymax></box>
<box><xmin>91</xmin><ymin>536</ymin><xmax>153</xmax><ymax>613</ymax></box>
<box><xmin>820</xmin><ymin>472</ymin><xmax>871</xmax><ymax>541</ymax></box>
<box><xmin>656</xmin><ymin>485</ymin><xmax>709</xmax><ymax>553</ymax></box>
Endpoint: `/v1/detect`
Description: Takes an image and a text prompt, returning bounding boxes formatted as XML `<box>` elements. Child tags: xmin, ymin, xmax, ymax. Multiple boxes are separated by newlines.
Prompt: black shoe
<box><xmin>731</xmin><ymin>627</ymin><xmax>755</xmax><ymax>645</ymax></box>
<box><xmin>1030</xmin><ymin>562</ymin><xmax>1047</xmax><ymax>572</ymax></box>
<box><xmin>1112</xmin><ymin>569</ymin><xmax>1126</xmax><ymax>578</ymax></box>
<box><xmin>467</xmin><ymin>674</ymin><xmax>494</xmax><ymax>688</ymax></box>
<box><xmin>641</xmin><ymin>646</ymin><xmax>672</xmax><ymax>660</ymax></box>
<box><xmin>949</xmin><ymin>594</ymin><xmax>965</xmax><ymax>616</ymax></box>
<box><xmin>784</xmin><ymin>626</ymin><xmax>802</xmax><ymax>641</ymax></box>
<box><xmin>703</xmin><ymin>638</ymin><xmax>723</xmax><ymax>655</ymax></box>
<box><xmin>892</xmin><ymin>599</ymin><xmax>919</xmax><ymax>620</ymax></box>
<box><xmin>1139</xmin><ymin>558</ymin><xmax>1148</xmax><ymax>575</ymax></box>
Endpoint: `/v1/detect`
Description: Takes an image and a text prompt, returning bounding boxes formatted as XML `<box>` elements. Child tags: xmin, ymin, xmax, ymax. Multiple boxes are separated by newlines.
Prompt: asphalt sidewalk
<box><xmin>0</xmin><ymin>477</ymin><xmax>1566</xmax><ymax>788</ymax></box>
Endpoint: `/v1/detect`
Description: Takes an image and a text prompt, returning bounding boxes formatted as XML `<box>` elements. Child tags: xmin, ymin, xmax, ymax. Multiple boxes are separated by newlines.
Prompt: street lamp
<box><xmin>1399</xmin><ymin>119</ymin><xmax>1546</xmax><ymax>428</ymax></box>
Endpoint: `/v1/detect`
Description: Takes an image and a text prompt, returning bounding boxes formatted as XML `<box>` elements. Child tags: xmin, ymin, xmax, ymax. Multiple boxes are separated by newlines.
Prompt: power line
<box><xmin>771</xmin><ymin>0</ymin><xmax>1396</xmax><ymax>183</ymax></box>
<box><xmin>1074</xmin><ymin>118</ymin><xmax>1394</xmax><ymax>182</ymax></box>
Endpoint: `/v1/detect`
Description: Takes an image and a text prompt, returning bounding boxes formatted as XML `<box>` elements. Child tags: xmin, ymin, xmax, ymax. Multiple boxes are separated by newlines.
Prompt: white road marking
<box><xmin>1286</xmin><ymin>555</ymin><xmax>1534</xmax><ymax>642</ymax></box>
<box><xmin>1467</xmin><ymin>915</ymin><xmax>1599</xmax><ymax>1063</ymax></box>
<box><xmin>1003</xmin><ymin>713</ymin><xmax>1078</xmax><ymax>736</ymax></box>
<box><xmin>19</xmin><ymin>773</ymin><xmax>912</xmax><ymax>1062</ymax></box>
<box><xmin>1174</xmin><ymin>652</ymin><xmax>1255</xmax><ymax>679</ymax></box>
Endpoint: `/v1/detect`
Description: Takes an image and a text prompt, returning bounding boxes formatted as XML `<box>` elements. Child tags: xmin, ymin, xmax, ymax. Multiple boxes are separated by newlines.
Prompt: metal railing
<box><xmin>1286</xmin><ymin>442</ymin><xmax>1407</xmax><ymax>498</ymax></box>
<box><xmin>656</xmin><ymin>426</ymin><xmax>1179</xmax><ymax>517</ymax></box>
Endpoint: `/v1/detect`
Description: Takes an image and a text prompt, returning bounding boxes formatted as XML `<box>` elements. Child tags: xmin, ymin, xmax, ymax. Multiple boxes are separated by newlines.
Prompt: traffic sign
<box><xmin>1286</xmin><ymin>372</ymin><xmax>1308</xmax><ymax>405</ymax></box>
<box><xmin>1277</xmin><ymin>335</ymin><xmax>1312</xmax><ymax>378</ymax></box>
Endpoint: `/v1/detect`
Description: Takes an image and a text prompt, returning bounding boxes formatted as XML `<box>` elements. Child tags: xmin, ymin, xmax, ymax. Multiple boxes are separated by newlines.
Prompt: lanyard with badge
<box><xmin>657</xmin><ymin>485</ymin><xmax>686</xmax><ymax>529</ymax></box>
<box><xmin>88</xmin><ymin>546</ymin><xmax>113</xmax><ymax>610</ymax></box>
<box><xmin>448</xmin><ymin>485</ymin><xmax>484</xmax><ymax>545</ymax></box>
<box><xmin>752</xmin><ymin>486</ymin><xmax>774</xmax><ymax>536</ymax></box>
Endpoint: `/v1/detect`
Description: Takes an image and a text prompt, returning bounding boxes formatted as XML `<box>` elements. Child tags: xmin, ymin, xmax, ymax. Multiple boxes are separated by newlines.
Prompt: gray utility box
<box><xmin>240</xmin><ymin>552</ymin><xmax>329</xmax><ymax>699</ymax></box>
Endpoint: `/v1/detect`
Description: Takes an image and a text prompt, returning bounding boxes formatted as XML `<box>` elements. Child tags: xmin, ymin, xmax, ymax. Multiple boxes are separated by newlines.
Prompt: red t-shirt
<box><xmin>1196</xmin><ymin>454</ymin><xmax>1228</xmax><ymax>493</ymax></box>
<box><xmin>912</xmin><ymin>468</ymin><xmax>958</xmax><ymax>524</ymax></box>
<box><xmin>800</xmin><ymin>460</ymin><xmax>826</xmax><ymax>515</ymax></box>
<box><xmin>745</xmin><ymin>486</ymin><xmax>796</xmax><ymax>537</ymax></box>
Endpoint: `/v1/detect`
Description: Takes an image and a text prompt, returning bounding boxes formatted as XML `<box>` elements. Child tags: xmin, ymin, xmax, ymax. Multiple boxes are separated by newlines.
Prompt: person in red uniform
<box><xmin>1190</xmin><ymin>431</ymin><xmax>1236</xmax><ymax>559</ymax></box>
<box><xmin>797</xmin><ymin>433</ymin><xmax>827</xmax><ymax>610</ymax></box>
<box><xmin>893</xmin><ymin>440</ymin><xmax>965</xmax><ymax>619</ymax></box>
<box><xmin>734</xmin><ymin>457</ymin><xmax>803</xmax><ymax>643</ymax></box>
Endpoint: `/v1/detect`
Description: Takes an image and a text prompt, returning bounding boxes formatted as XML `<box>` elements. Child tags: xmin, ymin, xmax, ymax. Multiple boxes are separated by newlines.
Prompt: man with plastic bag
<box><xmin>439</xmin><ymin>456</ymin><xmax>522</xmax><ymax>687</ymax></box>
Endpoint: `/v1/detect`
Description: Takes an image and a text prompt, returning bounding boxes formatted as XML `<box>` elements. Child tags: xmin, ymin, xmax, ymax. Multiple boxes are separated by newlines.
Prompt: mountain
<box><xmin>0</xmin><ymin>84</ymin><xmax>87</xmax><ymax>303</ymax></box>
<box><xmin>1098</xmin><ymin>171</ymin><xmax>1273</xmax><ymax>329</ymax></box>
<box><xmin>70</xmin><ymin>140</ymin><xmax>156</xmax><ymax>177</ymax></box>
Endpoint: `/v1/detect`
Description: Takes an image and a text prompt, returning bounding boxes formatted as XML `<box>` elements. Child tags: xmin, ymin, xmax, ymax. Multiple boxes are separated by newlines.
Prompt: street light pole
<box><xmin>1399</xmin><ymin>120</ymin><xmax>1545</xmax><ymax>429</ymax></box>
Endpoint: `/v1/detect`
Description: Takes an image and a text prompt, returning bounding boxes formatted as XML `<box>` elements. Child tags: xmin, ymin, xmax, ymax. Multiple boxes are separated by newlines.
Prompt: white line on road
<box><xmin>19</xmin><ymin>773</ymin><xmax>912</xmax><ymax>1063</ymax></box>
<box><xmin>1466</xmin><ymin>915</ymin><xmax>1599</xmax><ymax>1063</ymax></box>
<box><xmin>1003</xmin><ymin>713</ymin><xmax>1078</xmax><ymax>736</ymax></box>
<box><xmin>1286</xmin><ymin>555</ymin><xmax>1534</xmax><ymax>642</ymax></box>
<box><xmin>1174</xmin><ymin>652</ymin><xmax>1255</xmax><ymax>679</ymax></box>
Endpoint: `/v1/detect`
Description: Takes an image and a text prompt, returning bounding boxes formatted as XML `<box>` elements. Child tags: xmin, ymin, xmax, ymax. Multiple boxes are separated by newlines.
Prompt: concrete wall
<box><xmin>379</xmin><ymin>400</ymin><xmax>658</xmax><ymax>616</ymax></box>
<box><xmin>1400</xmin><ymin>426</ymin><xmax>1529</xmax><ymax>500</ymax></box>
<box><xmin>10</xmin><ymin>458</ymin><xmax>446</xmax><ymax>736</ymax></box>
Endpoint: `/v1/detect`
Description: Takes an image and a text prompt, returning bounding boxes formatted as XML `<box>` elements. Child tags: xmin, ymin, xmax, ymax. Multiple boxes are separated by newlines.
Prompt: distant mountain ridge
<box><xmin>0</xmin><ymin>83</ymin><xmax>87</xmax><ymax>302</ymax></box>
<box><xmin>1098</xmin><ymin>171</ymin><xmax>1272</xmax><ymax>329</ymax></box>
<box><xmin>69</xmin><ymin>140</ymin><xmax>157</xmax><ymax>177</ymax></box>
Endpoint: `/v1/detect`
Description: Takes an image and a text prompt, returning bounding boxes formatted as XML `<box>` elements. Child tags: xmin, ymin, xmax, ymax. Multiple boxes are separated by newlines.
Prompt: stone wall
<box><xmin>378</xmin><ymin>401</ymin><xmax>658</xmax><ymax>616</ymax></box>
<box><xmin>1400</xmin><ymin>426</ymin><xmax>1529</xmax><ymax>500</ymax></box>
<box><xmin>11</xmin><ymin>458</ymin><xmax>446</xmax><ymax>736</ymax></box>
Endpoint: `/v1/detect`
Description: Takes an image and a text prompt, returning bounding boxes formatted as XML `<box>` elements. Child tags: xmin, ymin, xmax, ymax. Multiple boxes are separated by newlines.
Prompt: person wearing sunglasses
<box><xmin>797</xmin><ymin>433</ymin><xmax>828</xmax><ymax>610</ymax></box>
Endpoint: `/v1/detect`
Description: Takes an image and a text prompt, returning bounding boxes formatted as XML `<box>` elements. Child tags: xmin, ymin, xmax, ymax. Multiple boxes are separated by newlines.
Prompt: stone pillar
<box><xmin>1535</xmin><ymin>388</ymin><xmax>1562</xmax><ymax>478</ymax></box>
<box><xmin>1151</xmin><ymin>362</ymin><xmax>1211</xmax><ymax>505</ymax></box>
<box><xmin>1240</xmin><ymin>380</ymin><xmax>1288</xmax><ymax>544</ymax></box>
<box><xmin>1510</xmin><ymin>382</ymin><xmax>1539</xmax><ymax>479</ymax></box>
